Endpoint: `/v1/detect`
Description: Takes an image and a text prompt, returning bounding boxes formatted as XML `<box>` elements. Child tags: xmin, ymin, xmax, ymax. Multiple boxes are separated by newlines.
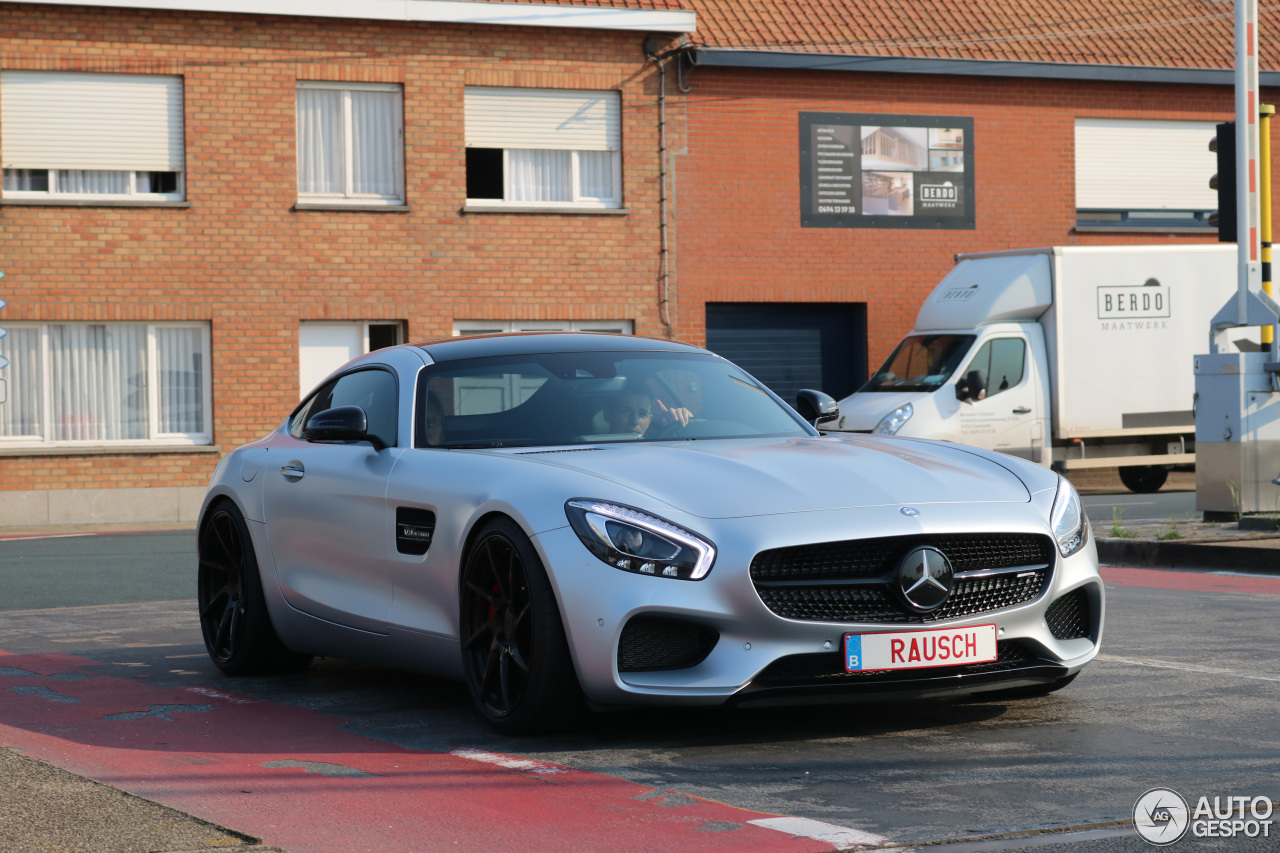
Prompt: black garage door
<box><xmin>705</xmin><ymin>303</ymin><xmax>867</xmax><ymax>405</ymax></box>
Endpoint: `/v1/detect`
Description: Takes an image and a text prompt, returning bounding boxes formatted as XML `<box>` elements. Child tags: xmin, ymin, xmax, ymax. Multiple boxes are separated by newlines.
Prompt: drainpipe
<box><xmin>645</xmin><ymin>38</ymin><xmax>691</xmax><ymax>338</ymax></box>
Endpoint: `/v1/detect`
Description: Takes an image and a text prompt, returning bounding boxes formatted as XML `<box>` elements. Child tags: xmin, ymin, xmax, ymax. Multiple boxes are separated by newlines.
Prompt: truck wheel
<box><xmin>1119</xmin><ymin>465</ymin><xmax>1169</xmax><ymax>493</ymax></box>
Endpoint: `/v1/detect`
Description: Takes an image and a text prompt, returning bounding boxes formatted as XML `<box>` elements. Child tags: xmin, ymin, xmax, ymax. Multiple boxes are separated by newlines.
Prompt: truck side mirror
<box><xmin>795</xmin><ymin>389</ymin><xmax>839</xmax><ymax>426</ymax></box>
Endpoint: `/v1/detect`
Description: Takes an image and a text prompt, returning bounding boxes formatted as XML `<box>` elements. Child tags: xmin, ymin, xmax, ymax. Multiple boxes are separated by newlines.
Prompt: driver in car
<box><xmin>604</xmin><ymin>383</ymin><xmax>693</xmax><ymax>437</ymax></box>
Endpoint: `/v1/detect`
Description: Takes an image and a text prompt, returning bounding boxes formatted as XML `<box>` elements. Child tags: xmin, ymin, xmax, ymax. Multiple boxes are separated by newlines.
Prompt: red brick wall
<box><xmin>0</xmin><ymin>4</ymin><xmax>678</xmax><ymax>492</ymax></box>
<box><xmin>672</xmin><ymin>67</ymin><xmax>1266</xmax><ymax>371</ymax></box>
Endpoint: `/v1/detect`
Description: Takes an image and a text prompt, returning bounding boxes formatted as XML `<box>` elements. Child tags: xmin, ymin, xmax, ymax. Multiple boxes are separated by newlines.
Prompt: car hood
<box><xmin>832</xmin><ymin>391</ymin><xmax>924</xmax><ymax>432</ymax></box>
<box><xmin>509</xmin><ymin>435</ymin><xmax>1029</xmax><ymax>519</ymax></box>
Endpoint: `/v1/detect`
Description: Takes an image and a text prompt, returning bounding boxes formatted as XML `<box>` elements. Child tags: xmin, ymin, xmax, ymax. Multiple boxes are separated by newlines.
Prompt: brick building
<box><xmin>0</xmin><ymin>0</ymin><xmax>1277</xmax><ymax>526</ymax></box>
<box><xmin>0</xmin><ymin>0</ymin><xmax>693</xmax><ymax>525</ymax></box>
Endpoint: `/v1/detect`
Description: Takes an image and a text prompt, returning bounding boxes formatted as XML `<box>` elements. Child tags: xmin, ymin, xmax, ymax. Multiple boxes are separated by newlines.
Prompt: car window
<box><xmin>416</xmin><ymin>351</ymin><xmax>812</xmax><ymax>448</ymax></box>
<box><xmin>290</xmin><ymin>368</ymin><xmax>397</xmax><ymax>446</ymax></box>
<box><xmin>961</xmin><ymin>338</ymin><xmax>1025</xmax><ymax>400</ymax></box>
<box><xmin>288</xmin><ymin>381</ymin><xmax>335</xmax><ymax>439</ymax></box>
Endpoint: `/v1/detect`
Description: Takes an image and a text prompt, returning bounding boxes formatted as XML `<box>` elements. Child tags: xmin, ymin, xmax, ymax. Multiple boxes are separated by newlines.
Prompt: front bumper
<box><xmin>533</xmin><ymin>499</ymin><xmax>1104</xmax><ymax>709</ymax></box>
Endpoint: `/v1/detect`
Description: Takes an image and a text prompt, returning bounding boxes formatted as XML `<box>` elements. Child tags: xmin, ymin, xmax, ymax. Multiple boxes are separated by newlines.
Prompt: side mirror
<box><xmin>304</xmin><ymin>405</ymin><xmax>386</xmax><ymax>450</ymax></box>
<box><xmin>795</xmin><ymin>389</ymin><xmax>839</xmax><ymax>426</ymax></box>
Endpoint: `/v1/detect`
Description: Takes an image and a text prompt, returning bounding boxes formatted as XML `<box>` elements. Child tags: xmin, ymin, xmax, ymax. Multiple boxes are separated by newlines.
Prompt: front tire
<box><xmin>459</xmin><ymin>517</ymin><xmax>581</xmax><ymax>734</ymax></box>
<box><xmin>197</xmin><ymin>500</ymin><xmax>312</xmax><ymax>676</ymax></box>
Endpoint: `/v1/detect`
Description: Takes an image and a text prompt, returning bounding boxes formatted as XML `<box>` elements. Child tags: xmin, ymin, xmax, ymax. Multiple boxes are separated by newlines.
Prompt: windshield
<box><xmin>862</xmin><ymin>334</ymin><xmax>976</xmax><ymax>392</ymax></box>
<box><xmin>415</xmin><ymin>351</ymin><xmax>815</xmax><ymax>448</ymax></box>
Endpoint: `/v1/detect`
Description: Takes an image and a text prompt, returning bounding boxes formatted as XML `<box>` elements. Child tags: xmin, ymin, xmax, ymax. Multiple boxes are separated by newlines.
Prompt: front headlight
<box><xmin>874</xmin><ymin>402</ymin><xmax>913</xmax><ymax>435</ymax></box>
<box><xmin>1050</xmin><ymin>477</ymin><xmax>1088</xmax><ymax>557</ymax></box>
<box><xmin>565</xmin><ymin>499</ymin><xmax>716</xmax><ymax>580</ymax></box>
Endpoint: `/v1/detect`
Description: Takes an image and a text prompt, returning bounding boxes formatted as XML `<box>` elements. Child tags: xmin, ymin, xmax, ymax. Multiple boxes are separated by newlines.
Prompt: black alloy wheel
<box><xmin>459</xmin><ymin>518</ymin><xmax>580</xmax><ymax>734</ymax></box>
<box><xmin>197</xmin><ymin>500</ymin><xmax>311</xmax><ymax>676</ymax></box>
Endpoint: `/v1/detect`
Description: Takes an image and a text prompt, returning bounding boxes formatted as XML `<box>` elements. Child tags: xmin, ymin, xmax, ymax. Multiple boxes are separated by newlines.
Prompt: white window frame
<box><xmin>0</xmin><ymin>322</ymin><xmax>212</xmax><ymax>448</ymax></box>
<box><xmin>296</xmin><ymin>81</ymin><xmax>405</xmax><ymax>206</ymax></box>
<box><xmin>2</xmin><ymin>169</ymin><xmax>186</xmax><ymax>202</ymax></box>
<box><xmin>452</xmin><ymin>320</ymin><xmax>634</xmax><ymax>336</ymax></box>
<box><xmin>464</xmin><ymin>87</ymin><xmax>622</xmax><ymax>210</ymax></box>
<box><xmin>1</xmin><ymin>72</ymin><xmax>186</xmax><ymax>203</ymax></box>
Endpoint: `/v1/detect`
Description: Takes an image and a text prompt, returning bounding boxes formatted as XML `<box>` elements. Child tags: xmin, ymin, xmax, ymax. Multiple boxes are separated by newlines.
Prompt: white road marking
<box><xmin>187</xmin><ymin>686</ymin><xmax>255</xmax><ymax>704</ymax></box>
<box><xmin>747</xmin><ymin>816</ymin><xmax>889</xmax><ymax>849</ymax></box>
<box><xmin>1097</xmin><ymin>654</ymin><xmax>1280</xmax><ymax>682</ymax></box>
<box><xmin>450</xmin><ymin>748</ymin><xmax>570</xmax><ymax>774</ymax></box>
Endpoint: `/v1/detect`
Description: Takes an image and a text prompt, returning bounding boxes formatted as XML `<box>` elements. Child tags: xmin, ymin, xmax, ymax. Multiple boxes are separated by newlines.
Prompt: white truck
<box><xmin>830</xmin><ymin>245</ymin><xmax>1246</xmax><ymax>492</ymax></box>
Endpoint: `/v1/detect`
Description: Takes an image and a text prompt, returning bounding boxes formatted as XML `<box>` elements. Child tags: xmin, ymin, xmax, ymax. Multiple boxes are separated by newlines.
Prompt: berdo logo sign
<box><xmin>1097</xmin><ymin>277</ymin><xmax>1170</xmax><ymax>320</ymax></box>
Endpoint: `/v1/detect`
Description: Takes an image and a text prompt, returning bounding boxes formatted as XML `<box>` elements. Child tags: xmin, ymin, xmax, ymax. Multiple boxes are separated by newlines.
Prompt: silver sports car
<box><xmin>197</xmin><ymin>333</ymin><xmax>1102</xmax><ymax>733</ymax></box>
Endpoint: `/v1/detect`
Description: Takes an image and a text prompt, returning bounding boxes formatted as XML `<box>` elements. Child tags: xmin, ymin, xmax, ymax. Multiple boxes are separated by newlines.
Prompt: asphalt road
<box><xmin>0</xmin><ymin>530</ymin><xmax>196</xmax><ymax>611</ymax></box>
<box><xmin>1082</xmin><ymin>490</ymin><xmax>1197</xmax><ymax>523</ymax></box>
<box><xmin>1</xmin><ymin>528</ymin><xmax>1277</xmax><ymax>852</ymax></box>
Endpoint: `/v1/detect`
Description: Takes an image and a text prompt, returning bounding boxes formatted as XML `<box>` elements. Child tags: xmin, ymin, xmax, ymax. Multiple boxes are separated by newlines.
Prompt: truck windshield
<box><xmin>862</xmin><ymin>334</ymin><xmax>976</xmax><ymax>392</ymax></box>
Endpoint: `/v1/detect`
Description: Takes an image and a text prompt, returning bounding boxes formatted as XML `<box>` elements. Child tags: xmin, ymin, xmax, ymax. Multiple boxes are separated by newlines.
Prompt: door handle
<box><xmin>280</xmin><ymin>464</ymin><xmax>305</xmax><ymax>481</ymax></box>
<box><xmin>1012</xmin><ymin>407</ymin><xmax>1032</xmax><ymax>415</ymax></box>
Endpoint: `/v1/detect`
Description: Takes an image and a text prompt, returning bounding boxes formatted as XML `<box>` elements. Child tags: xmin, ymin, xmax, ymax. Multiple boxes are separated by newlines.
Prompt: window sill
<box><xmin>0</xmin><ymin>444</ymin><xmax>221</xmax><ymax>457</ymax></box>
<box><xmin>462</xmin><ymin>204</ymin><xmax>629</xmax><ymax>215</ymax></box>
<box><xmin>1074</xmin><ymin>224</ymin><xmax>1217</xmax><ymax>234</ymax></box>
<box><xmin>293</xmin><ymin>203</ymin><xmax>411</xmax><ymax>212</ymax></box>
<box><xmin>0</xmin><ymin>199</ymin><xmax>191</xmax><ymax>208</ymax></box>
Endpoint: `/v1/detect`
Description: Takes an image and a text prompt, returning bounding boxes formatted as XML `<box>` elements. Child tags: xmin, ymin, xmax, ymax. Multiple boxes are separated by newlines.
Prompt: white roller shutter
<box><xmin>465</xmin><ymin>87</ymin><xmax>619</xmax><ymax>151</ymax></box>
<box><xmin>1075</xmin><ymin>118</ymin><xmax>1216</xmax><ymax>210</ymax></box>
<box><xmin>1</xmin><ymin>72</ymin><xmax>185</xmax><ymax>171</ymax></box>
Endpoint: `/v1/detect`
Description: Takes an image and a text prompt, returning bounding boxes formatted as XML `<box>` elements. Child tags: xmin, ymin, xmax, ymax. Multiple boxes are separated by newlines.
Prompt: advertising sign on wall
<box><xmin>799</xmin><ymin>113</ymin><xmax>974</xmax><ymax>229</ymax></box>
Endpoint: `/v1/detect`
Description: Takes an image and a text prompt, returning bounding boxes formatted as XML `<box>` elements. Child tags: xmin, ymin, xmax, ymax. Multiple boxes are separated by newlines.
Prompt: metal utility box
<box><xmin>1195</xmin><ymin>352</ymin><xmax>1280</xmax><ymax>514</ymax></box>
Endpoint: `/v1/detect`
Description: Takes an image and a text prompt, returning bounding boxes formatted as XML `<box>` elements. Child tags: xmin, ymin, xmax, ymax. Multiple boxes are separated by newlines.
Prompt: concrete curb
<box><xmin>1097</xmin><ymin>538</ymin><xmax>1280</xmax><ymax>573</ymax></box>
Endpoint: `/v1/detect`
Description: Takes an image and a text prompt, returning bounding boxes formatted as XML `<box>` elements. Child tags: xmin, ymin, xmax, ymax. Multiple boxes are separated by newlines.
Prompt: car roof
<box><xmin>411</xmin><ymin>332</ymin><xmax>709</xmax><ymax>363</ymax></box>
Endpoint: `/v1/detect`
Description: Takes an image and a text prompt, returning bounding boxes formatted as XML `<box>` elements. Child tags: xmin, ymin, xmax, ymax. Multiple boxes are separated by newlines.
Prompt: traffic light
<box><xmin>1209</xmin><ymin>121</ymin><xmax>1237</xmax><ymax>243</ymax></box>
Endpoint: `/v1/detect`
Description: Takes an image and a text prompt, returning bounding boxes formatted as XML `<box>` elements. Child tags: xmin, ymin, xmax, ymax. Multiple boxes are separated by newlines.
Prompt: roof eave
<box><xmin>693</xmin><ymin>48</ymin><xmax>1280</xmax><ymax>86</ymax></box>
<box><xmin>2</xmin><ymin>0</ymin><xmax>696</xmax><ymax>33</ymax></box>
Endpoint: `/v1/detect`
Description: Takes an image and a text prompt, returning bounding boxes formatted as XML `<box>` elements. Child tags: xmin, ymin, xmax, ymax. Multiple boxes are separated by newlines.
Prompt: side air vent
<box><xmin>618</xmin><ymin>615</ymin><xmax>719</xmax><ymax>672</ymax></box>
<box><xmin>1045</xmin><ymin>587</ymin><xmax>1091</xmax><ymax>640</ymax></box>
<box><xmin>396</xmin><ymin>507</ymin><xmax>437</xmax><ymax>556</ymax></box>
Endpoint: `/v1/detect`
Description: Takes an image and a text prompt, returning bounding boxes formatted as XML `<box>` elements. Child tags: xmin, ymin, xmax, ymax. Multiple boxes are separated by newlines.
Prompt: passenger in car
<box><xmin>424</xmin><ymin>391</ymin><xmax>447</xmax><ymax>446</ymax></box>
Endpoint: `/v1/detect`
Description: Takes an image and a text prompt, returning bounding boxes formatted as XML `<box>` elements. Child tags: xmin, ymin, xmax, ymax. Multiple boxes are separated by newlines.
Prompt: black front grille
<box><xmin>753</xmin><ymin>640</ymin><xmax>1036</xmax><ymax>687</ymax></box>
<box><xmin>1045</xmin><ymin>587</ymin><xmax>1091</xmax><ymax>640</ymax></box>
<box><xmin>751</xmin><ymin>533</ymin><xmax>1054</xmax><ymax>623</ymax></box>
<box><xmin>617</xmin><ymin>616</ymin><xmax>719</xmax><ymax>672</ymax></box>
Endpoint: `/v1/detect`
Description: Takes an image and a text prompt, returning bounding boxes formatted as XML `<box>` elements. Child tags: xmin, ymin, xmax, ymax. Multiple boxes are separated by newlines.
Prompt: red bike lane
<box><xmin>0</xmin><ymin>651</ymin><xmax>873</xmax><ymax>853</ymax></box>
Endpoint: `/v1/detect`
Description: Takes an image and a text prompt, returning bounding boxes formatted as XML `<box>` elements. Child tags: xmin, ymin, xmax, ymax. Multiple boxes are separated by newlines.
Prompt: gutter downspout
<box><xmin>645</xmin><ymin>38</ymin><xmax>692</xmax><ymax>338</ymax></box>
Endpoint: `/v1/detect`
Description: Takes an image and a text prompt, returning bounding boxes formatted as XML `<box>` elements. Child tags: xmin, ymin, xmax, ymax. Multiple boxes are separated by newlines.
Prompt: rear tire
<box><xmin>1119</xmin><ymin>465</ymin><xmax>1168</xmax><ymax>494</ymax></box>
<box><xmin>459</xmin><ymin>517</ymin><xmax>582</xmax><ymax>735</ymax></box>
<box><xmin>197</xmin><ymin>500</ymin><xmax>313</xmax><ymax>676</ymax></box>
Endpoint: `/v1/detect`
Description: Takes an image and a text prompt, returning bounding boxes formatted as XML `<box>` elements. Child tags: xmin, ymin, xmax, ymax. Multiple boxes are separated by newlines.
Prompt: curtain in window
<box><xmin>48</xmin><ymin>324</ymin><xmax>146</xmax><ymax>441</ymax></box>
<box><xmin>297</xmin><ymin>88</ymin><xmax>344</xmax><ymax>194</ymax></box>
<box><xmin>578</xmin><ymin>151</ymin><xmax>613</xmax><ymax>199</ymax></box>
<box><xmin>509</xmin><ymin>149</ymin><xmax>571</xmax><ymax>202</ymax></box>
<box><xmin>352</xmin><ymin>90</ymin><xmax>400</xmax><ymax>197</ymax></box>
<box><xmin>57</xmin><ymin>170</ymin><xmax>129</xmax><ymax>194</ymax></box>
<box><xmin>3</xmin><ymin>169</ymin><xmax>48</xmax><ymax>191</ymax></box>
<box><xmin>156</xmin><ymin>327</ymin><xmax>204</xmax><ymax>434</ymax></box>
<box><xmin>0</xmin><ymin>327</ymin><xmax>41</xmax><ymax>437</ymax></box>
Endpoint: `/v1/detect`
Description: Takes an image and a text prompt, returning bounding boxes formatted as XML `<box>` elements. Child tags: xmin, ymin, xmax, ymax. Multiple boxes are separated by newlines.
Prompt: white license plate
<box><xmin>844</xmin><ymin>624</ymin><xmax>998</xmax><ymax>672</ymax></box>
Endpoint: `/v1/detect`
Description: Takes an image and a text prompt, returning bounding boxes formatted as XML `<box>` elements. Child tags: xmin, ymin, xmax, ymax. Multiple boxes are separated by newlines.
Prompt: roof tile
<box><xmin>686</xmin><ymin>0</ymin><xmax>1272</xmax><ymax>71</ymax></box>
